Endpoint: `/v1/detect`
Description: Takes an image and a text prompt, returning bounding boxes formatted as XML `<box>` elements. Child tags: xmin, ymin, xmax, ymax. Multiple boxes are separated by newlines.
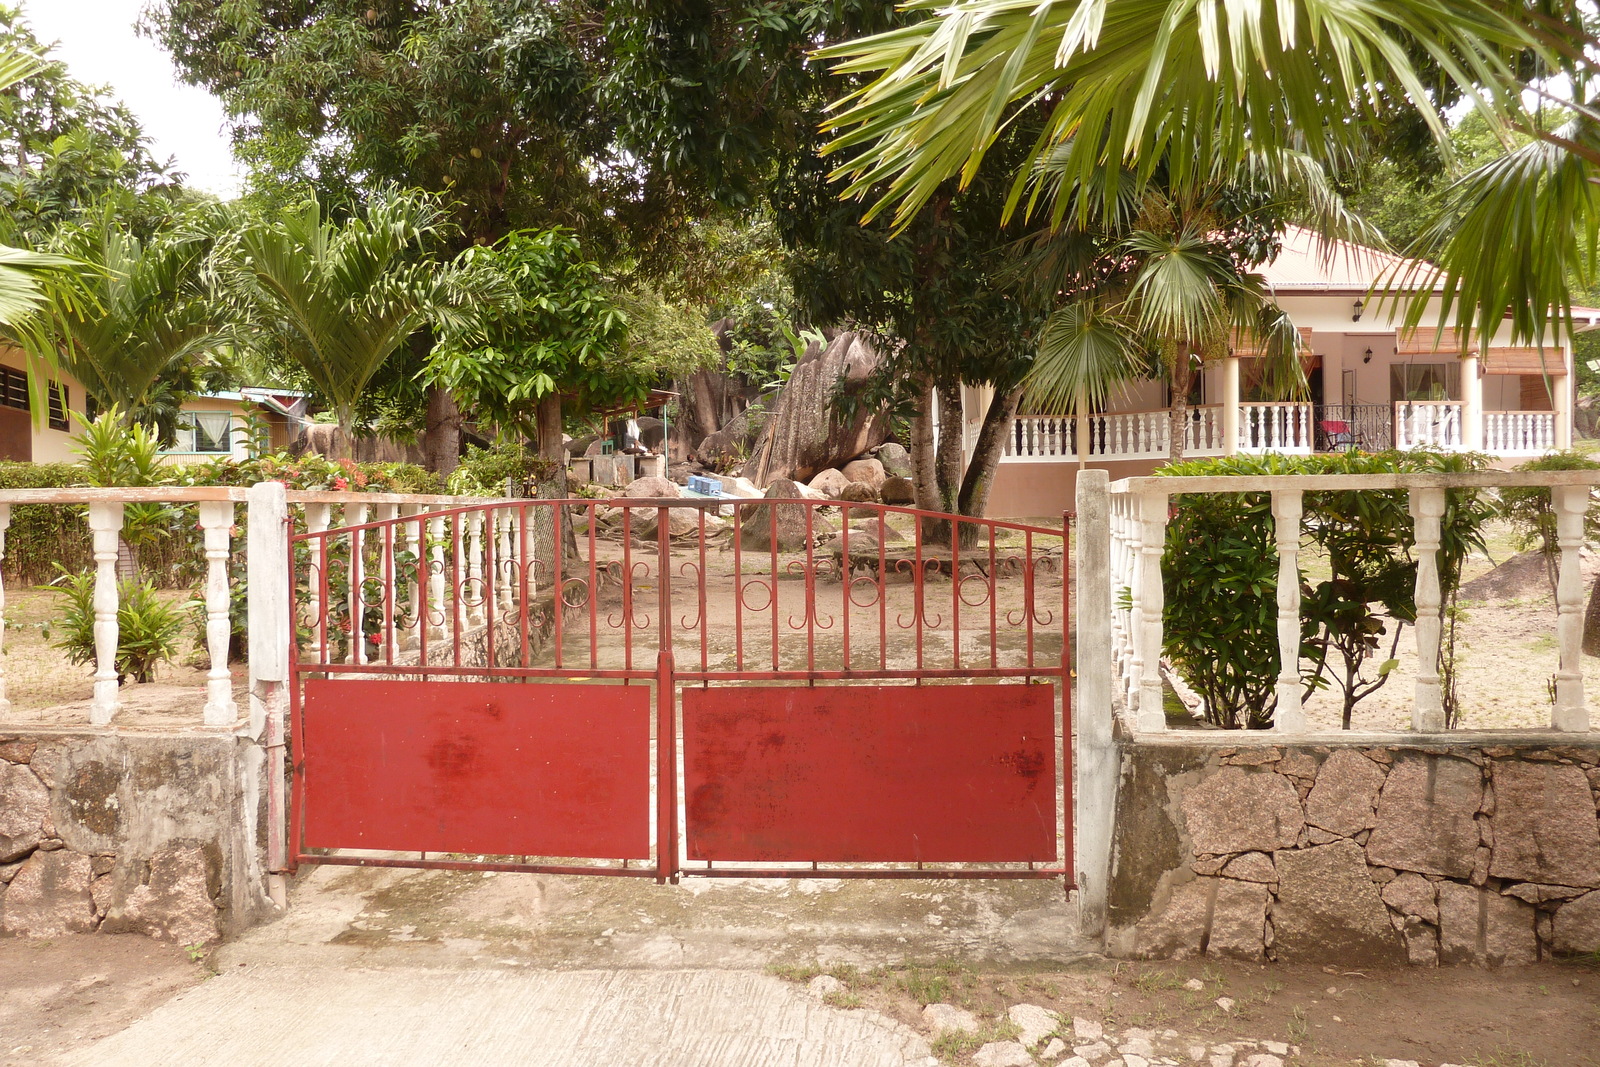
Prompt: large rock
<box><xmin>1551</xmin><ymin>890</ymin><xmax>1600</xmax><ymax>955</ymax></box>
<box><xmin>839</xmin><ymin>481</ymin><xmax>881</xmax><ymax>504</ymax></box>
<box><xmin>621</xmin><ymin>476</ymin><xmax>681</xmax><ymax>499</ymax></box>
<box><xmin>972</xmin><ymin>1042</ymin><xmax>1033</xmax><ymax>1067</ymax></box>
<box><xmin>1208</xmin><ymin>879</ymin><xmax>1269</xmax><ymax>961</ymax></box>
<box><xmin>102</xmin><ymin>845</ymin><xmax>219</xmax><ymax>945</ymax></box>
<box><xmin>1271</xmin><ymin>841</ymin><xmax>1405</xmax><ymax>965</ymax></box>
<box><xmin>1487</xmin><ymin>761</ymin><xmax>1600</xmax><ymax>888</ymax></box>
<box><xmin>921</xmin><ymin>1002</ymin><xmax>980</xmax><ymax>1034</ymax></box>
<box><xmin>1303</xmin><ymin>750</ymin><xmax>1386</xmax><ymax>837</ymax></box>
<box><xmin>808</xmin><ymin>468</ymin><xmax>851</xmax><ymax>499</ymax></box>
<box><xmin>0</xmin><ymin>762</ymin><xmax>48</xmax><ymax>863</ymax></box>
<box><xmin>741</xmin><ymin>332</ymin><xmax>890</xmax><ymax>484</ymax></box>
<box><xmin>739</xmin><ymin>479</ymin><xmax>833</xmax><ymax>552</ymax></box>
<box><xmin>841</xmin><ymin>458</ymin><xmax>887</xmax><ymax>491</ymax></box>
<box><xmin>1182</xmin><ymin>767</ymin><xmax>1304</xmax><ymax>856</ymax></box>
<box><xmin>630</xmin><ymin>506</ymin><xmax>701</xmax><ymax>540</ymax></box>
<box><xmin>880</xmin><ymin>477</ymin><xmax>916</xmax><ymax>506</ymax></box>
<box><xmin>1380</xmin><ymin>872</ymin><xmax>1439</xmax><ymax>924</ymax></box>
<box><xmin>1365</xmin><ymin>756</ymin><xmax>1482</xmax><ymax>879</ymax></box>
<box><xmin>1133</xmin><ymin>878</ymin><xmax>1212</xmax><ymax>959</ymax></box>
<box><xmin>0</xmin><ymin>850</ymin><xmax>96</xmax><ymax>937</ymax></box>
<box><xmin>1438</xmin><ymin>882</ymin><xmax>1538</xmax><ymax>966</ymax></box>
<box><xmin>876</xmin><ymin>442</ymin><xmax>912</xmax><ymax>478</ymax></box>
<box><xmin>1007</xmin><ymin>1004</ymin><xmax>1061</xmax><ymax>1049</ymax></box>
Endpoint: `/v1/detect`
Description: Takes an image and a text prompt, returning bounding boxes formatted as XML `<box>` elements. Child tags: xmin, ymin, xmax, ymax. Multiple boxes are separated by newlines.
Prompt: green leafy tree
<box><xmin>0</xmin><ymin>5</ymin><xmax>179</xmax><ymax>242</ymax></box>
<box><xmin>145</xmin><ymin>0</ymin><xmax>623</xmax><ymax>468</ymax></box>
<box><xmin>426</xmin><ymin>228</ymin><xmax>634</xmax><ymax>488</ymax></box>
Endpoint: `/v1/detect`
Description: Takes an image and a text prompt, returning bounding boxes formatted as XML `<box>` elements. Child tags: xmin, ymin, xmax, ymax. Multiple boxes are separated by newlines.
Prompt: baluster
<box><xmin>87</xmin><ymin>501</ymin><xmax>123</xmax><ymax>725</ymax></box>
<box><xmin>0</xmin><ymin>505</ymin><xmax>9</xmax><ymax>712</ymax></box>
<box><xmin>1136</xmin><ymin>489</ymin><xmax>1168</xmax><ymax>730</ymax></box>
<box><xmin>467</xmin><ymin>510</ymin><xmax>485</xmax><ymax>627</ymax></box>
<box><xmin>199</xmin><ymin>501</ymin><xmax>237</xmax><ymax>726</ymax></box>
<box><xmin>1409</xmin><ymin>487</ymin><xmax>1447</xmax><ymax>731</ymax></box>
<box><xmin>1272</xmin><ymin>490</ymin><xmax>1305</xmax><ymax>732</ymax></box>
<box><xmin>1123</xmin><ymin>495</ymin><xmax>1143</xmax><ymax>706</ymax></box>
<box><xmin>346</xmin><ymin>501</ymin><xmax>369</xmax><ymax>665</ymax></box>
<box><xmin>1109</xmin><ymin>496</ymin><xmax>1126</xmax><ymax>680</ymax></box>
<box><xmin>1299</xmin><ymin>404</ymin><xmax>1311</xmax><ymax>450</ymax></box>
<box><xmin>1553</xmin><ymin>485</ymin><xmax>1590</xmax><ymax>730</ymax></box>
<box><xmin>428</xmin><ymin>511</ymin><xmax>448</xmax><ymax>641</ymax></box>
<box><xmin>305</xmin><ymin>503</ymin><xmax>331</xmax><ymax>662</ymax></box>
<box><xmin>495</xmin><ymin>507</ymin><xmax>514</xmax><ymax>618</ymax></box>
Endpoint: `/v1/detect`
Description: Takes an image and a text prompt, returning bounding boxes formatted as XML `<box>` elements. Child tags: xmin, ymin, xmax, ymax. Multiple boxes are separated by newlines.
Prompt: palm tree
<box><xmin>0</xmin><ymin>44</ymin><xmax>82</xmax><ymax>374</ymax></box>
<box><xmin>222</xmin><ymin>192</ymin><xmax>456</xmax><ymax>456</ymax></box>
<box><xmin>817</xmin><ymin>1</ymin><xmax>1595</xmax><ymax>345</ymax></box>
<box><xmin>37</xmin><ymin>210</ymin><xmax>236</xmax><ymax>430</ymax></box>
<box><xmin>1019</xmin><ymin>148</ymin><xmax>1378</xmax><ymax>458</ymax></box>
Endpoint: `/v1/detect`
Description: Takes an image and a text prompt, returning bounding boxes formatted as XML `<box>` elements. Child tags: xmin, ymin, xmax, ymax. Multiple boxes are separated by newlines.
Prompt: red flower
<box><xmin>333</xmin><ymin>476</ymin><xmax>349</xmax><ymax>491</ymax></box>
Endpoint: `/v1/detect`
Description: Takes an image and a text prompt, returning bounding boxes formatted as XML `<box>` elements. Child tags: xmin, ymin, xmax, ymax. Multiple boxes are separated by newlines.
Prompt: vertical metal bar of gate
<box><xmin>656</xmin><ymin>505</ymin><xmax>679</xmax><ymax>883</ymax></box>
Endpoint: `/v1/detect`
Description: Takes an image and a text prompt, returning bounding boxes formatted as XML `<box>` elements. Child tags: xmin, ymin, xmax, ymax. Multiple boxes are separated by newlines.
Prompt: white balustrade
<box><xmin>1094</xmin><ymin>469</ymin><xmax>1598</xmax><ymax>737</ymax></box>
<box><xmin>1483</xmin><ymin>410</ymin><xmax>1556</xmax><ymax>456</ymax></box>
<box><xmin>1004</xmin><ymin>415</ymin><xmax>1077</xmax><ymax>459</ymax></box>
<box><xmin>1395</xmin><ymin>401</ymin><xmax>1464</xmax><ymax>450</ymax></box>
<box><xmin>1238</xmin><ymin>403</ymin><xmax>1313</xmax><ymax>454</ymax></box>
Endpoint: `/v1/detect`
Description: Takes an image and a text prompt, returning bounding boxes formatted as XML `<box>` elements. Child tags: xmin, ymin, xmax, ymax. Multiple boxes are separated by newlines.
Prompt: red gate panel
<box><xmin>300</xmin><ymin>680</ymin><xmax>650</xmax><ymax>859</ymax></box>
<box><xmin>682</xmin><ymin>684</ymin><xmax>1057</xmax><ymax>863</ymax></box>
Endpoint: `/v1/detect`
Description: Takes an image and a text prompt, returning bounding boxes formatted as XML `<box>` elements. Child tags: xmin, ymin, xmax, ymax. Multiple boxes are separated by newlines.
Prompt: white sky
<box><xmin>19</xmin><ymin>0</ymin><xmax>244</xmax><ymax>198</ymax></box>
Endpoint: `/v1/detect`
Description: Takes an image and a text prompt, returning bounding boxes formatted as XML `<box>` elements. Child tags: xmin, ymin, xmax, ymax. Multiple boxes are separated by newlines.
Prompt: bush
<box><xmin>1156</xmin><ymin>450</ymin><xmax>1493</xmax><ymax>729</ymax></box>
<box><xmin>446</xmin><ymin>442</ymin><xmax>556</xmax><ymax>497</ymax></box>
<box><xmin>1499</xmin><ymin>450</ymin><xmax>1600</xmax><ymax>594</ymax></box>
<box><xmin>46</xmin><ymin>568</ymin><xmax>190</xmax><ymax>684</ymax></box>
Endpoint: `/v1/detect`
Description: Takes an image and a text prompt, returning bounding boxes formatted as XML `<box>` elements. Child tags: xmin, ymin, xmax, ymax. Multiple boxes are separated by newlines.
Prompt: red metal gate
<box><xmin>287</xmin><ymin>496</ymin><xmax>1072</xmax><ymax>886</ymax></box>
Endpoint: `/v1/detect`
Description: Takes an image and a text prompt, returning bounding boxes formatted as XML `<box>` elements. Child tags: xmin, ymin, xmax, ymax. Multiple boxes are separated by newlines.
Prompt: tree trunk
<box><xmin>422</xmin><ymin>384</ymin><xmax>462</xmax><ymax>476</ymax></box>
<box><xmin>530</xmin><ymin>393</ymin><xmax>573</xmax><ymax>568</ymax></box>
<box><xmin>957</xmin><ymin>385</ymin><xmax>1024</xmax><ymax>519</ymax></box>
<box><xmin>934</xmin><ymin>382</ymin><xmax>964</xmax><ymax>513</ymax></box>
<box><xmin>1168</xmin><ymin>356</ymin><xmax>1194</xmax><ymax>463</ymax></box>
<box><xmin>910</xmin><ymin>382</ymin><xmax>940</xmax><ymax>513</ymax></box>
<box><xmin>1582</xmin><ymin>574</ymin><xmax>1600</xmax><ymax>658</ymax></box>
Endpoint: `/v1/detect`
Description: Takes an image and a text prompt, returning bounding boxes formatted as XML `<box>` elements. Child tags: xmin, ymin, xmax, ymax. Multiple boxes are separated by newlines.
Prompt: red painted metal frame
<box><xmin>286</xmin><ymin>497</ymin><xmax>1073</xmax><ymax>887</ymax></box>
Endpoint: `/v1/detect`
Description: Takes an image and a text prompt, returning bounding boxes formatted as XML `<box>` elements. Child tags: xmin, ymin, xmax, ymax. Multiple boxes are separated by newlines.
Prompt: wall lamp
<box><xmin>1352</xmin><ymin>298</ymin><xmax>1365</xmax><ymax>322</ymax></box>
<box><xmin>1362</xmin><ymin>347</ymin><xmax>1373</xmax><ymax>364</ymax></box>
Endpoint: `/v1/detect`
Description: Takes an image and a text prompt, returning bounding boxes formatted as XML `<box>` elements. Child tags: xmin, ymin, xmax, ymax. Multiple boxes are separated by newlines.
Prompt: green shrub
<box><xmin>1156</xmin><ymin>450</ymin><xmax>1493</xmax><ymax>729</ymax></box>
<box><xmin>46</xmin><ymin>568</ymin><xmax>190</xmax><ymax>684</ymax></box>
<box><xmin>1499</xmin><ymin>450</ymin><xmax>1600</xmax><ymax>595</ymax></box>
<box><xmin>446</xmin><ymin>442</ymin><xmax>555</xmax><ymax>497</ymax></box>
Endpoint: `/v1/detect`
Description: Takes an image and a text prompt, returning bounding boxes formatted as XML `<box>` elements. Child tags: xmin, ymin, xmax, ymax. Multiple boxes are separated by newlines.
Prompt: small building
<box><xmin>0</xmin><ymin>345</ymin><xmax>307</xmax><ymax>464</ymax></box>
<box><xmin>978</xmin><ymin>228</ymin><xmax>1592</xmax><ymax>518</ymax></box>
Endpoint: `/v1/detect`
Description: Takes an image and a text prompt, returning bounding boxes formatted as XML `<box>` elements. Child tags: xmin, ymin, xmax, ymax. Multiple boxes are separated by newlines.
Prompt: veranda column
<box><xmin>87</xmin><ymin>501</ymin><xmax>124</xmax><ymax>725</ymax></box>
<box><xmin>1222</xmin><ymin>355</ymin><xmax>1241</xmax><ymax>456</ymax></box>
<box><xmin>1461</xmin><ymin>352</ymin><xmax>1484</xmax><ymax>451</ymax></box>
<box><xmin>1555</xmin><ymin>369</ymin><xmax>1574</xmax><ymax>448</ymax></box>
<box><xmin>1552</xmin><ymin>484</ymin><xmax>1589</xmax><ymax>730</ymax></box>
<box><xmin>199</xmin><ymin>500</ymin><xmax>238</xmax><ymax>725</ymax></box>
<box><xmin>1409</xmin><ymin>487</ymin><xmax>1447</xmax><ymax>731</ymax></box>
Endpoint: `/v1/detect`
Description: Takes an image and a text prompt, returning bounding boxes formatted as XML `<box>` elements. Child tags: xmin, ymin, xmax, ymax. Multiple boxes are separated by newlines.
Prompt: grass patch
<box><xmin>929</xmin><ymin>1020</ymin><xmax>1020</xmax><ymax>1059</ymax></box>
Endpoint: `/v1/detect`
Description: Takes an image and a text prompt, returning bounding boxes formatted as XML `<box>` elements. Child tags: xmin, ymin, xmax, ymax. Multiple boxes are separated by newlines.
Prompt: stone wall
<box><xmin>0</xmin><ymin>729</ymin><xmax>271</xmax><ymax>944</ymax></box>
<box><xmin>1107</xmin><ymin>735</ymin><xmax>1600</xmax><ymax>966</ymax></box>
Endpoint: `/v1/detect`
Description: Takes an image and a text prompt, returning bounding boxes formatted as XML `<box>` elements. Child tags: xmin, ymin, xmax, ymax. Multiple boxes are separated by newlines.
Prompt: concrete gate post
<box><xmin>248</xmin><ymin>481</ymin><xmax>291</xmax><ymax>909</ymax></box>
<box><xmin>1074</xmin><ymin>469</ymin><xmax>1116</xmax><ymax>943</ymax></box>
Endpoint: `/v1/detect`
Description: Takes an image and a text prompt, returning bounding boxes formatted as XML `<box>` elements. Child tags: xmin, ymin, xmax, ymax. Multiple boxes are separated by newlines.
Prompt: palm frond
<box><xmin>1025</xmin><ymin>302</ymin><xmax>1146</xmax><ymax>415</ymax></box>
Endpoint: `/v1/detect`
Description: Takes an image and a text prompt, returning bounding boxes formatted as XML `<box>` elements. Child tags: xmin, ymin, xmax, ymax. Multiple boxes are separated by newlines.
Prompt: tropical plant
<box><xmin>32</xmin><ymin>209</ymin><xmax>235</xmax><ymax>430</ymax></box>
<box><xmin>815</xmin><ymin>1</ymin><xmax>1597</xmax><ymax>357</ymax></box>
<box><xmin>223</xmin><ymin>192</ymin><xmax>460</xmax><ymax>455</ymax></box>
<box><xmin>1015</xmin><ymin>152</ymin><xmax>1375</xmax><ymax>457</ymax></box>
<box><xmin>46</xmin><ymin>567</ymin><xmax>189</xmax><ymax>685</ymax></box>
<box><xmin>71</xmin><ymin>406</ymin><xmax>179</xmax><ymax>579</ymax></box>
